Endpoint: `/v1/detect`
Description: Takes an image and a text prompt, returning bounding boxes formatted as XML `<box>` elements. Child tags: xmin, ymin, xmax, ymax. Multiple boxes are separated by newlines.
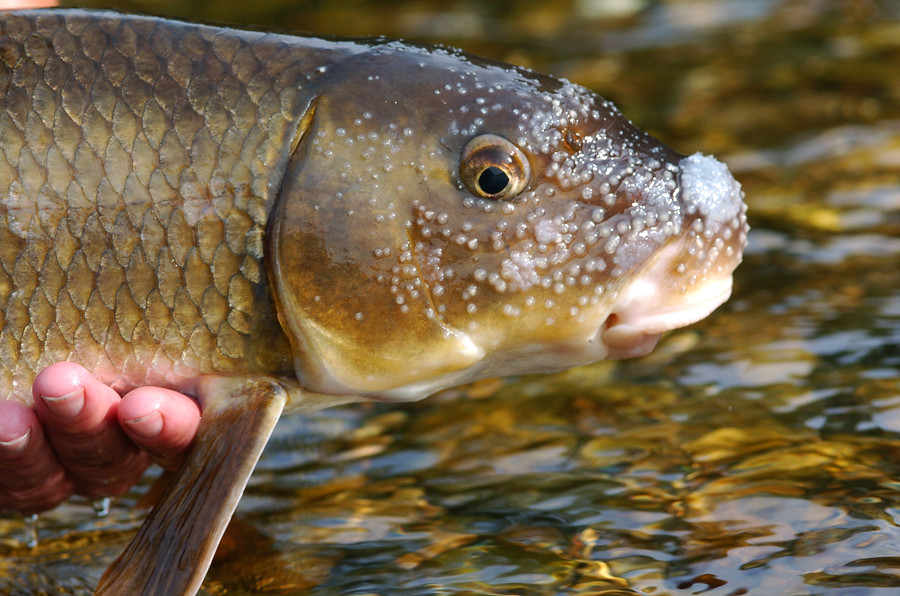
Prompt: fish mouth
<box><xmin>595</xmin><ymin>152</ymin><xmax>746</xmax><ymax>360</ymax></box>
<box><xmin>594</xmin><ymin>246</ymin><xmax>735</xmax><ymax>360</ymax></box>
<box><xmin>598</xmin><ymin>278</ymin><xmax>732</xmax><ymax>359</ymax></box>
<box><xmin>598</xmin><ymin>313</ymin><xmax>664</xmax><ymax>360</ymax></box>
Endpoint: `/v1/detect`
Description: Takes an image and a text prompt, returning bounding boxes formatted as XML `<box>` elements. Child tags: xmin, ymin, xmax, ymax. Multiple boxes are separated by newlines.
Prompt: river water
<box><xmin>2</xmin><ymin>0</ymin><xmax>900</xmax><ymax>594</ymax></box>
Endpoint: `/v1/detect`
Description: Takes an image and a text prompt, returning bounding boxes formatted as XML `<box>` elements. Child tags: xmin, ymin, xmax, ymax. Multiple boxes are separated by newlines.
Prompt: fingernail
<box><xmin>41</xmin><ymin>388</ymin><xmax>85</xmax><ymax>418</ymax></box>
<box><xmin>0</xmin><ymin>429</ymin><xmax>30</xmax><ymax>455</ymax></box>
<box><xmin>124</xmin><ymin>410</ymin><xmax>163</xmax><ymax>439</ymax></box>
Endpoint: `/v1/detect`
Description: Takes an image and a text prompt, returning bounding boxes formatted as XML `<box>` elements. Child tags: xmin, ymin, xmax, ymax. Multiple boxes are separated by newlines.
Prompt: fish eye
<box><xmin>460</xmin><ymin>134</ymin><xmax>530</xmax><ymax>200</ymax></box>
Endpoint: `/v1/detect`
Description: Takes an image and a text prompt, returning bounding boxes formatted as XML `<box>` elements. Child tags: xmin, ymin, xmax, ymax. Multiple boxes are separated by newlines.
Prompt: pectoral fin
<box><xmin>96</xmin><ymin>376</ymin><xmax>287</xmax><ymax>596</ymax></box>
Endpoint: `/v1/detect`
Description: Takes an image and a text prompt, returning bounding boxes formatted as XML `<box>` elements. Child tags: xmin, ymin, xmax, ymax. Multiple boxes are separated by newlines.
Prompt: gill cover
<box><xmin>268</xmin><ymin>95</ymin><xmax>483</xmax><ymax>399</ymax></box>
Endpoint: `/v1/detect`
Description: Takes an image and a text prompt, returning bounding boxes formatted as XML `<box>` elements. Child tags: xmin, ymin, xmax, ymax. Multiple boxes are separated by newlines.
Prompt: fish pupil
<box><xmin>478</xmin><ymin>166</ymin><xmax>509</xmax><ymax>195</ymax></box>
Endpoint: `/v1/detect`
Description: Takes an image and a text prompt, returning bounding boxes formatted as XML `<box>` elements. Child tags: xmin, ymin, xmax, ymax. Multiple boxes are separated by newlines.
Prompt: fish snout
<box><xmin>678</xmin><ymin>153</ymin><xmax>746</xmax><ymax>235</ymax></box>
<box><xmin>596</xmin><ymin>153</ymin><xmax>747</xmax><ymax>359</ymax></box>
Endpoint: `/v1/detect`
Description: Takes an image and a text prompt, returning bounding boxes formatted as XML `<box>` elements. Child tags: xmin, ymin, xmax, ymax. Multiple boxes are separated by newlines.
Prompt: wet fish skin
<box><xmin>0</xmin><ymin>8</ymin><xmax>748</xmax><ymax>595</ymax></box>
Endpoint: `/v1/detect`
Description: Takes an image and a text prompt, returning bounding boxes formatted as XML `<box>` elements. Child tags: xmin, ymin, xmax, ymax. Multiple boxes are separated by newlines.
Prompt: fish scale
<box><xmin>0</xmin><ymin>10</ymin><xmax>334</xmax><ymax>397</ymax></box>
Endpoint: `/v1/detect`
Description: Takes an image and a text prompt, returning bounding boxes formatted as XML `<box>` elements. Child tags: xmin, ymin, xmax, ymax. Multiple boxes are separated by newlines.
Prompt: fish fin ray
<box><xmin>95</xmin><ymin>376</ymin><xmax>286</xmax><ymax>596</ymax></box>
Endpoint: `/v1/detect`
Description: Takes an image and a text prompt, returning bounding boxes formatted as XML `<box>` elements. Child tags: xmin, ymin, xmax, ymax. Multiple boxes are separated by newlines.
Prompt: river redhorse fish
<box><xmin>0</xmin><ymin>9</ymin><xmax>748</xmax><ymax>595</ymax></box>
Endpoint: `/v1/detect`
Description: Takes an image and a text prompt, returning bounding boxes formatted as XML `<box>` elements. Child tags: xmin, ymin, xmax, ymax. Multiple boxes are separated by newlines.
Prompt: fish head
<box><xmin>269</xmin><ymin>43</ymin><xmax>748</xmax><ymax>400</ymax></box>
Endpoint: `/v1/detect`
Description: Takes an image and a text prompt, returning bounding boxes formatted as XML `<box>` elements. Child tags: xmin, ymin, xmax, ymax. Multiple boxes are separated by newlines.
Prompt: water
<box><xmin>3</xmin><ymin>0</ymin><xmax>900</xmax><ymax>593</ymax></box>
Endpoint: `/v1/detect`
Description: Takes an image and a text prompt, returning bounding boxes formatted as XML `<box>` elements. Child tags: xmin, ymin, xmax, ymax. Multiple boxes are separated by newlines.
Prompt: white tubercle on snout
<box><xmin>679</xmin><ymin>153</ymin><xmax>744</xmax><ymax>231</ymax></box>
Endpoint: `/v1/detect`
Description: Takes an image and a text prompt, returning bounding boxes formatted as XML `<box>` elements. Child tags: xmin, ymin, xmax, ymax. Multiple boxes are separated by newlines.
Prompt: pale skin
<box><xmin>0</xmin><ymin>365</ymin><xmax>201</xmax><ymax>513</ymax></box>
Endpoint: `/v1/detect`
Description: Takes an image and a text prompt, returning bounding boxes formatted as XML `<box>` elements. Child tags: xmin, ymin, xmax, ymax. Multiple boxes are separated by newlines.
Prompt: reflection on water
<box><xmin>3</xmin><ymin>0</ymin><xmax>900</xmax><ymax>593</ymax></box>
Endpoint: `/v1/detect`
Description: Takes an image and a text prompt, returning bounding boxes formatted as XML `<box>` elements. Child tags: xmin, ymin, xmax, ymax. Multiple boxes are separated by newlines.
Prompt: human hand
<box><xmin>0</xmin><ymin>0</ymin><xmax>60</xmax><ymax>10</ymax></box>
<box><xmin>0</xmin><ymin>362</ymin><xmax>201</xmax><ymax>514</ymax></box>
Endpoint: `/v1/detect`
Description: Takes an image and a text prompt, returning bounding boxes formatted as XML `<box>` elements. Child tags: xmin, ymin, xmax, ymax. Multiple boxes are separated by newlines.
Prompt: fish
<box><xmin>0</xmin><ymin>8</ymin><xmax>748</xmax><ymax>595</ymax></box>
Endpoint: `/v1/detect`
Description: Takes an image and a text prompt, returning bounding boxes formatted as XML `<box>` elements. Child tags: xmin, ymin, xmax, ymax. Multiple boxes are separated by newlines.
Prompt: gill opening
<box><xmin>265</xmin><ymin>94</ymin><xmax>322</xmax><ymax>371</ymax></box>
<box><xmin>268</xmin><ymin>94</ymin><xmax>320</xmax><ymax>241</ymax></box>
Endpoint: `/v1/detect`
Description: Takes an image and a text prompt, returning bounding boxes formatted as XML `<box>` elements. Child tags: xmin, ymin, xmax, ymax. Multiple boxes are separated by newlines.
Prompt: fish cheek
<box><xmin>268</xmin><ymin>131</ymin><xmax>482</xmax><ymax>398</ymax></box>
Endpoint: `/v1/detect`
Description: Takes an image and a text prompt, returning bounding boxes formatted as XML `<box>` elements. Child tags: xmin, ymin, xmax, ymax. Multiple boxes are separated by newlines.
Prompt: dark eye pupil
<box><xmin>478</xmin><ymin>166</ymin><xmax>509</xmax><ymax>195</ymax></box>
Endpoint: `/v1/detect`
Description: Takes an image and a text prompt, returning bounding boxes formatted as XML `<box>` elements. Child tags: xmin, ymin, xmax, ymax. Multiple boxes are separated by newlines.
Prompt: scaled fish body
<box><xmin>0</xmin><ymin>9</ymin><xmax>748</xmax><ymax>594</ymax></box>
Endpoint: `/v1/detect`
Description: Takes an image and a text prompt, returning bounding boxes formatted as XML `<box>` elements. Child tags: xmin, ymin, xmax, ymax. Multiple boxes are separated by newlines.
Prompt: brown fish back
<box><xmin>0</xmin><ymin>10</ymin><xmax>336</xmax><ymax>399</ymax></box>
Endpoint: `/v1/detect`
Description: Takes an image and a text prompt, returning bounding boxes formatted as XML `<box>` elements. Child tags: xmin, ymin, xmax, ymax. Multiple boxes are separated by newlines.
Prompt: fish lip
<box><xmin>593</xmin><ymin>268</ymin><xmax>734</xmax><ymax>360</ymax></box>
<box><xmin>598</xmin><ymin>315</ymin><xmax>663</xmax><ymax>360</ymax></box>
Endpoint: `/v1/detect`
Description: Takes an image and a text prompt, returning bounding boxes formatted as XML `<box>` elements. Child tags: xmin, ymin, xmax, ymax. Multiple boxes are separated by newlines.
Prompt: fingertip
<box><xmin>119</xmin><ymin>387</ymin><xmax>166</xmax><ymax>440</ymax></box>
<box><xmin>123</xmin><ymin>409</ymin><xmax>164</xmax><ymax>439</ymax></box>
<box><xmin>120</xmin><ymin>387</ymin><xmax>200</xmax><ymax>469</ymax></box>
<box><xmin>0</xmin><ymin>401</ymin><xmax>37</xmax><ymax>455</ymax></box>
<box><xmin>33</xmin><ymin>363</ymin><xmax>121</xmax><ymax>432</ymax></box>
<box><xmin>0</xmin><ymin>401</ymin><xmax>72</xmax><ymax>513</ymax></box>
<box><xmin>0</xmin><ymin>400</ymin><xmax>36</xmax><ymax>437</ymax></box>
<box><xmin>122</xmin><ymin>386</ymin><xmax>200</xmax><ymax>428</ymax></box>
<box><xmin>32</xmin><ymin>362</ymin><xmax>91</xmax><ymax>400</ymax></box>
<box><xmin>118</xmin><ymin>386</ymin><xmax>165</xmax><ymax>423</ymax></box>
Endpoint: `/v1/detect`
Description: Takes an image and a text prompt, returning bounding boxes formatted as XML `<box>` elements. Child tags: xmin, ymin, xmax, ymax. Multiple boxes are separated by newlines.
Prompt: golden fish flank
<box><xmin>0</xmin><ymin>10</ymin><xmax>316</xmax><ymax>399</ymax></box>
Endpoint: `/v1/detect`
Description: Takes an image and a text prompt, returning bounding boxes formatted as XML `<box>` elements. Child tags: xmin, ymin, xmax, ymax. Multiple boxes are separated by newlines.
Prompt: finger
<box><xmin>119</xmin><ymin>386</ymin><xmax>201</xmax><ymax>470</ymax></box>
<box><xmin>0</xmin><ymin>400</ymin><xmax>73</xmax><ymax>513</ymax></box>
<box><xmin>32</xmin><ymin>362</ymin><xmax>150</xmax><ymax>498</ymax></box>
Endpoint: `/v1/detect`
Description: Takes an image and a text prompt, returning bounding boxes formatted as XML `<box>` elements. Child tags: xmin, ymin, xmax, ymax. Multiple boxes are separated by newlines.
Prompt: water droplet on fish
<box><xmin>92</xmin><ymin>497</ymin><xmax>111</xmax><ymax>517</ymax></box>
<box><xmin>24</xmin><ymin>513</ymin><xmax>38</xmax><ymax>548</ymax></box>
